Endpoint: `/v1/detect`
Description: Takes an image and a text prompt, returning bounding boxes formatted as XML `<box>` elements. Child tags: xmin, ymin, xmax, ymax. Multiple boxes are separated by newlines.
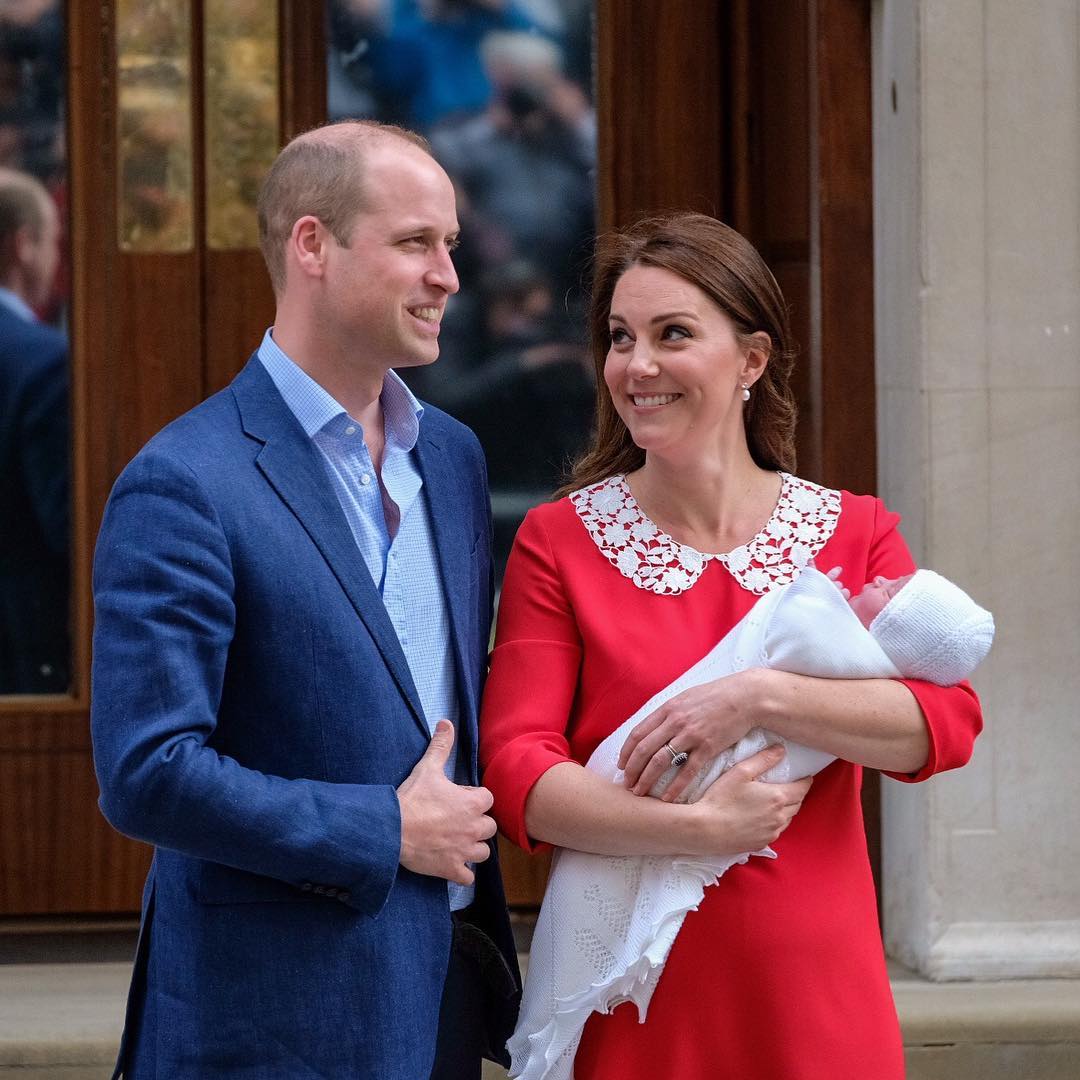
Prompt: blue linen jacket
<box><xmin>91</xmin><ymin>356</ymin><xmax>519</xmax><ymax>1078</ymax></box>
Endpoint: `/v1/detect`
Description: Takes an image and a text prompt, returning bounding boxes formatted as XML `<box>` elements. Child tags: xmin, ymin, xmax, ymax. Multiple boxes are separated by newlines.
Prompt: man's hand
<box><xmin>397</xmin><ymin>720</ymin><xmax>497</xmax><ymax>885</ymax></box>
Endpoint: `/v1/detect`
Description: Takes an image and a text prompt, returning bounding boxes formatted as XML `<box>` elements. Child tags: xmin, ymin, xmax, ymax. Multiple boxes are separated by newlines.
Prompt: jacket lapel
<box><xmin>414</xmin><ymin>428</ymin><xmax>479</xmax><ymax>750</ymax></box>
<box><xmin>230</xmin><ymin>358</ymin><xmax>429</xmax><ymax>739</ymax></box>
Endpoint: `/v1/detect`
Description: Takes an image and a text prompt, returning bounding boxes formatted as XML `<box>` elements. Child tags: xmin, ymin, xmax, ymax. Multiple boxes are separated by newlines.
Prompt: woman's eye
<box><xmin>609</xmin><ymin>327</ymin><xmax>630</xmax><ymax>345</ymax></box>
<box><xmin>662</xmin><ymin>324</ymin><xmax>690</xmax><ymax>341</ymax></box>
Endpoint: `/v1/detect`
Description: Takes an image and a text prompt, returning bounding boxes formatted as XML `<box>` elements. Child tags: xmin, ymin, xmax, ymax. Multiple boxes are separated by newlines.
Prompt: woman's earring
<box><xmin>741</xmin><ymin>383</ymin><xmax>751</xmax><ymax>402</ymax></box>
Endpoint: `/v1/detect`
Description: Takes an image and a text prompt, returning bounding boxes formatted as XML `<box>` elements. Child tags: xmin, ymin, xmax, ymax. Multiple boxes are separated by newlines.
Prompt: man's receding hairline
<box><xmin>289</xmin><ymin>125</ymin><xmax>440</xmax><ymax>217</ymax></box>
<box><xmin>288</xmin><ymin>122</ymin><xmax>434</xmax><ymax>160</ymax></box>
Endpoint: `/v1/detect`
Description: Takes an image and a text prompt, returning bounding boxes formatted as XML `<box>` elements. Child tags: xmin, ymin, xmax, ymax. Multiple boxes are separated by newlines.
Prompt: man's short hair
<box><xmin>256</xmin><ymin>120</ymin><xmax>432</xmax><ymax>296</ymax></box>
<box><xmin>0</xmin><ymin>168</ymin><xmax>50</xmax><ymax>254</ymax></box>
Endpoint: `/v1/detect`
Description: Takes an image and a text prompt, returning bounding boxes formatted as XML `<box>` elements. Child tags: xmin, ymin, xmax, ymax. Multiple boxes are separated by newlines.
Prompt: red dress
<box><xmin>480</xmin><ymin>475</ymin><xmax>982</xmax><ymax>1080</ymax></box>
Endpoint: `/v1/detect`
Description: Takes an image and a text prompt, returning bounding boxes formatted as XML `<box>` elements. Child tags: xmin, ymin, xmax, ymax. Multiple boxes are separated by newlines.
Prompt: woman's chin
<box><xmin>625</xmin><ymin>422</ymin><xmax>680</xmax><ymax>453</ymax></box>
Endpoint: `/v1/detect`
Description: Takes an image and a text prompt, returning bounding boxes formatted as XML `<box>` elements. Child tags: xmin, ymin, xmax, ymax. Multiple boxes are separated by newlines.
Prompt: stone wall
<box><xmin>873</xmin><ymin>0</ymin><xmax>1080</xmax><ymax>980</ymax></box>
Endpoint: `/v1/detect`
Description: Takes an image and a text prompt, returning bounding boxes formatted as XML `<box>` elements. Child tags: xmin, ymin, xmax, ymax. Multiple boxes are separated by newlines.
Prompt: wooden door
<box><xmin>0</xmin><ymin>1</ymin><xmax>323</xmax><ymax>916</ymax></box>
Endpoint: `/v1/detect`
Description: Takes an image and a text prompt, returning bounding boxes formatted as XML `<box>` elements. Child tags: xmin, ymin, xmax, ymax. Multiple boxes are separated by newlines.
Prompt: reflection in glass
<box><xmin>204</xmin><ymin>0</ymin><xmax>279</xmax><ymax>250</ymax></box>
<box><xmin>116</xmin><ymin>0</ymin><xmax>194</xmax><ymax>252</ymax></box>
<box><xmin>327</xmin><ymin>0</ymin><xmax>596</xmax><ymax>573</ymax></box>
<box><xmin>0</xmin><ymin>0</ymin><xmax>69</xmax><ymax>693</ymax></box>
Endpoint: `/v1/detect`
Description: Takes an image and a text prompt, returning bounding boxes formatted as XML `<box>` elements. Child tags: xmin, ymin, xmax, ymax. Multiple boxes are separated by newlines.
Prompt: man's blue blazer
<box><xmin>91</xmin><ymin>356</ymin><xmax>520</xmax><ymax>1078</ymax></box>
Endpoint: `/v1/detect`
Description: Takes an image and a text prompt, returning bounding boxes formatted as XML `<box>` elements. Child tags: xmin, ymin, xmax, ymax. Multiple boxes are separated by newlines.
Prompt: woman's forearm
<box><xmin>524</xmin><ymin>762</ymin><xmax>701</xmax><ymax>855</ymax></box>
<box><xmin>752</xmin><ymin>667</ymin><xmax>930</xmax><ymax>774</ymax></box>
<box><xmin>523</xmin><ymin>748</ymin><xmax>810</xmax><ymax>857</ymax></box>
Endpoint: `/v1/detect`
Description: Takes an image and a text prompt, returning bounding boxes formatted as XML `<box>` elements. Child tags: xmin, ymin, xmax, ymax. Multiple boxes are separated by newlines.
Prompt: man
<box><xmin>91</xmin><ymin>121</ymin><xmax>520</xmax><ymax>1079</ymax></box>
<box><xmin>0</xmin><ymin>165</ymin><xmax>67</xmax><ymax>693</ymax></box>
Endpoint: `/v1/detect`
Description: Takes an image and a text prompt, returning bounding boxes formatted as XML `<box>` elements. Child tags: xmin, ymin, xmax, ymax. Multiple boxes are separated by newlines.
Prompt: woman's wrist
<box><xmin>740</xmin><ymin>665</ymin><xmax>788</xmax><ymax>732</ymax></box>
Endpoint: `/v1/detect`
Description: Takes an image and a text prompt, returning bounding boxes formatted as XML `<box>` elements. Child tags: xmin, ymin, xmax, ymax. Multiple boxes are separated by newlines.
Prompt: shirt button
<box><xmin>360</xmin><ymin>474</ymin><xmax>372</xmax><ymax>486</ymax></box>
<box><xmin>345</xmin><ymin>425</ymin><xmax>356</xmax><ymax>435</ymax></box>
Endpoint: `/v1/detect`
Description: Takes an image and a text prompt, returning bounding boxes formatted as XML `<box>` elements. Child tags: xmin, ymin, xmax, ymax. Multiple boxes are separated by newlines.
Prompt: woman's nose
<box><xmin>626</xmin><ymin>343</ymin><xmax>660</xmax><ymax>378</ymax></box>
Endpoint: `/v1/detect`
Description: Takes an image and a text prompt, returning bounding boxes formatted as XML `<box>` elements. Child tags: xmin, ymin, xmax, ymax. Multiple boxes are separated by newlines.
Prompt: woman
<box><xmin>479</xmin><ymin>213</ymin><xmax>982</xmax><ymax>1079</ymax></box>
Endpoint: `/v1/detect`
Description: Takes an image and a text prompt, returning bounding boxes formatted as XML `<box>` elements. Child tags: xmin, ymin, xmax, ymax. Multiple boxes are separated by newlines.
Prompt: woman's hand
<box><xmin>618</xmin><ymin>669</ymin><xmax>763</xmax><ymax>803</ymax></box>
<box><xmin>690</xmin><ymin>744</ymin><xmax>812</xmax><ymax>854</ymax></box>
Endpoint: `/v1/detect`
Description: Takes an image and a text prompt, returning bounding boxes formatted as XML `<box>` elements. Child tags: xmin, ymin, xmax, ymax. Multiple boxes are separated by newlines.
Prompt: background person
<box><xmin>0</xmin><ymin>164</ymin><xmax>67</xmax><ymax>693</ymax></box>
<box><xmin>479</xmin><ymin>212</ymin><xmax>983</xmax><ymax>1079</ymax></box>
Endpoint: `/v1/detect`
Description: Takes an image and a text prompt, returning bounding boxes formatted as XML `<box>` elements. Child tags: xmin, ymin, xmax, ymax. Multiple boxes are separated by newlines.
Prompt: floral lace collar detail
<box><xmin>569</xmin><ymin>472</ymin><xmax>842</xmax><ymax>596</ymax></box>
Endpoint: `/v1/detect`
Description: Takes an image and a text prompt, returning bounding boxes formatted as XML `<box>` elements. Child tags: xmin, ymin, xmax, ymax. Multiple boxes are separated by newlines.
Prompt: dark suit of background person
<box><xmin>0</xmin><ymin>167</ymin><xmax>67</xmax><ymax>694</ymax></box>
<box><xmin>90</xmin><ymin>123</ymin><xmax>519</xmax><ymax>1079</ymax></box>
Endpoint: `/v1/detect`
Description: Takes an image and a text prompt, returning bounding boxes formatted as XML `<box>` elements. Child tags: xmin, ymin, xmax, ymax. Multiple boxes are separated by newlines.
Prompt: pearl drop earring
<box><xmin>741</xmin><ymin>383</ymin><xmax>751</xmax><ymax>402</ymax></box>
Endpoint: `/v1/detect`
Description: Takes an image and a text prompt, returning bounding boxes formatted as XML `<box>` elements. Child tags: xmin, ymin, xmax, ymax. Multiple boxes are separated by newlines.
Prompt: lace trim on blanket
<box><xmin>569</xmin><ymin>472</ymin><xmax>841</xmax><ymax>596</ymax></box>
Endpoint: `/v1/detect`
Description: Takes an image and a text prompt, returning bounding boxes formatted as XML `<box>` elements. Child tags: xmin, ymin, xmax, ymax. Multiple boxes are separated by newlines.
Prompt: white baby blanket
<box><xmin>508</xmin><ymin>568</ymin><xmax>901</xmax><ymax>1080</ymax></box>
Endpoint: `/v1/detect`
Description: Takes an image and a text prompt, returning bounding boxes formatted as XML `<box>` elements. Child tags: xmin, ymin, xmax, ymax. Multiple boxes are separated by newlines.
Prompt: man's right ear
<box><xmin>289</xmin><ymin>215</ymin><xmax>328</xmax><ymax>281</ymax></box>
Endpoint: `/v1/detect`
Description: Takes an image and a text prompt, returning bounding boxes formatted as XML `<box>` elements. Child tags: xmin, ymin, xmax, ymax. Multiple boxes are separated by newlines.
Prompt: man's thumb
<box><xmin>424</xmin><ymin>719</ymin><xmax>455</xmax><ymax>766</ymax></box>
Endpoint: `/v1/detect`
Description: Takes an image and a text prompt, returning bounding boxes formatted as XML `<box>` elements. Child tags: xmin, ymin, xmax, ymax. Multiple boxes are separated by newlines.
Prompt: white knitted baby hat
<box><xmin>869</xmin><ymin>569</ymin><xmax>995</xmax><ymax>686</ymax></box>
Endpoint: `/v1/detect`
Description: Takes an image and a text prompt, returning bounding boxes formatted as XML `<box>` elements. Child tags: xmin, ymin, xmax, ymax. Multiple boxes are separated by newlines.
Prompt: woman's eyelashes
<box><xmin>608</xmin><ymin>323</ymin><xmax>693</xmax><ymax>347</ymax></box>
<box><xmin>661</xmin><ymin>324</ymin><xmax>691</xmax><ymax>341</ymax></box>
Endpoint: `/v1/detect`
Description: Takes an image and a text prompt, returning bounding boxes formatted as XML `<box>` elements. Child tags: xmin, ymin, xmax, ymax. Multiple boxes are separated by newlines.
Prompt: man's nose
<box><xmin>426</xmin><ymin>246</ymin><xmax>459</xmax><ymax>294</ymax></box>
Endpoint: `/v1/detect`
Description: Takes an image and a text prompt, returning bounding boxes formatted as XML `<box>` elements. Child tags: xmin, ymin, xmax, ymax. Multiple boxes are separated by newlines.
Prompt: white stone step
<box><xmin>2</xmin><ymin>958</ymin><xmax>1078</xmax><ymax>1079</ymax></box>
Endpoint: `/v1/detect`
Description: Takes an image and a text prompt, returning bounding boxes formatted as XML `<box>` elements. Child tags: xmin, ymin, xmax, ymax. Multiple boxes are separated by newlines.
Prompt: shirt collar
<box><xmin>0</xmin><ymin>287</ymin><xmax>38</xmax><ymax>323</ymax></box>
<box><xmin>256</xmin><ymin>328</ymin><xmax>424</xmax><ymax>449</ymax></box>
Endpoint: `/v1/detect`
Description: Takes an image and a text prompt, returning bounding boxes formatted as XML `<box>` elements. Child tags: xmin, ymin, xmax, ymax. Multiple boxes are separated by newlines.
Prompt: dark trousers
<box><xmin>429</xmin><ymin>913</ymin><xmax>490</xmax><ymax>1080</ymax></box>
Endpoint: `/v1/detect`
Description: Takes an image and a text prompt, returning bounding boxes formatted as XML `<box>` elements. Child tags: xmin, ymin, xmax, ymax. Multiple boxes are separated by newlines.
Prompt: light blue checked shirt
<box><xmin>257</xmin><ymin>330</ymin><xmax>473</xmax><ymax>909</ymax></box>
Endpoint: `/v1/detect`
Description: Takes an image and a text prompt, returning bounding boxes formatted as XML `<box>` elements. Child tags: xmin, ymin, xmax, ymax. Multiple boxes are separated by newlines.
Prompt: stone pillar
<box><xmin>872</xmin><ymin>0</ymin><xmax>1080</xmax><ymax>979</ymax></box>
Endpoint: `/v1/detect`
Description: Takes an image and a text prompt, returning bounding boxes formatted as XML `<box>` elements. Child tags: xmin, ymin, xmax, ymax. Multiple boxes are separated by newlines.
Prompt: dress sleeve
<box><xmin>863</xmin><ymin>498</ymin><xmax>984</xmax><ymax>783</ymax></box>
<box><xmin>480</xmin><ymin>508</ymin><xmax>583</xmax><ymax>851</ymax></box>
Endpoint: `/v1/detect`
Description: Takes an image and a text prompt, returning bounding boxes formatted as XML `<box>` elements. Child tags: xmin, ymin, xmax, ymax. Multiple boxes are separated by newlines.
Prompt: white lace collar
<box><xmin>569</xmin><ymin>472</ymin><xmax>842</xmax><ymax>596</ymax></box>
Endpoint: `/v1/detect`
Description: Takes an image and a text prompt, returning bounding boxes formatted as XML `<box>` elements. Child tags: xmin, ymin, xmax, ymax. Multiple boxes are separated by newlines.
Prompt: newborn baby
<box><xmin>509</xmin><ymin>566</ymin><xmax>994</xmax><ymax>1080</ymax></box>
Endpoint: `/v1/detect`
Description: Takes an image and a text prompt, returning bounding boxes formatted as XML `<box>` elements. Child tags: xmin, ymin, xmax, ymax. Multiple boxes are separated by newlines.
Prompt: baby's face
<box><xmin>850</xmin><ymin>573</ymin><xmax>915</xmax><ymax>629</ymax></box>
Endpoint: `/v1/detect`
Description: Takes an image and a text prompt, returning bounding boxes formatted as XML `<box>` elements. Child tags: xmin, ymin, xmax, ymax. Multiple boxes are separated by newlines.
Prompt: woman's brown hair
<box><xmin>557</xmin><ymin>213</ymin><xmax>797</xmax><ymax>497</ymax></box>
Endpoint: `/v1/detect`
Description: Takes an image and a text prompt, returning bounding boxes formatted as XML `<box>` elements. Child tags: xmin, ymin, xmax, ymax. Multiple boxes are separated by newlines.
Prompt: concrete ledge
<box><xmin>906</xmin><ymin>1043</ymin><xmax>1080</xmax><ymax>1080</ymax></box>
<box><xmin>3</xmin><ymin>958</ymin><xmax>1079</xmax><ymax>1078</ymax></box>
<box><xmin>894</xmin><ymin>970</ymin><xmax>1080</xmax><ymax>1045</ymax></box>
<box><xmin>0</xmin><ymin>962</ymin><xmax>124</xmax><ymax>1069</ymax></box>
<box><xmin>893</xmin><ymin>964</ymin><xmax>1080</xmax><ymax>1080</ymax></box>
